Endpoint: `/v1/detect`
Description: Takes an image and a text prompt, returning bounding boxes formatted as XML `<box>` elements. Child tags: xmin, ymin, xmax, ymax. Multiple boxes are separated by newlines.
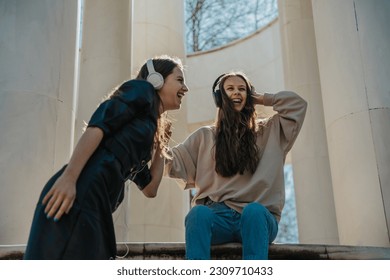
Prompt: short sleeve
<box><xmin>132</xmin><ymin>166</ymin><xmax>152</xmax><ymax>190</ymax></box>
<box><xmin>87</xmin><ymin>80</ymin><xmax>155</xmax><ymax>136</ymax></box>
<box><xmin>88</xmin><ymin>99</ymin><xmax>132</xmax><ymax>136</ymax></box>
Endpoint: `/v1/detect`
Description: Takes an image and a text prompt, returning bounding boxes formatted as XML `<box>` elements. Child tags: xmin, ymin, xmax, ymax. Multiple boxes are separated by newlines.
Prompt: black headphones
<box><xmin>212</xmin><ymin>73</ymin><xmax>255</xmax><ymax>108</ymax></box>
<box><xmin>211</xmin><ymin>74</ymin><xmax>226</xmax><ymax>108</ymax></box>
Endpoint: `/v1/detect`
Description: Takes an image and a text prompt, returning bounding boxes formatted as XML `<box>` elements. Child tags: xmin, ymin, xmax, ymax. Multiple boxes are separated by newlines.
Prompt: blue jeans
<box><xmin>185</xmin><ymin>201</ymin><xmax>278</xmax><ymax>260</ymax></box>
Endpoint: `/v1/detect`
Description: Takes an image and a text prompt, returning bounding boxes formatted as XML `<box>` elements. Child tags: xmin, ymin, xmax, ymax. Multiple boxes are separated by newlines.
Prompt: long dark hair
<box><xmin>214</xmin><ymin>72</ymin><xmax>259</xmax><ymax>177</ymax></box>
<box><xmin>110</xmin><ymin>55</ymin><xmax>183</xmax><ymax>158</ymax></box>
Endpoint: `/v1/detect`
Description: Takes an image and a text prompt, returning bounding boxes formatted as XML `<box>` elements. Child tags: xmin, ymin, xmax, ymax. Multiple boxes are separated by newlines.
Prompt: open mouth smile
<box><xmin>232</xmin><ymin>98</ymin><xmax>242</xmax><ymax>104</ymax></box>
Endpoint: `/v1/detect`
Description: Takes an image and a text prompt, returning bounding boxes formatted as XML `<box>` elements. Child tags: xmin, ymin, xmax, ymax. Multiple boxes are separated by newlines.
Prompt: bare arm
<box><xmin>43</xmin><ymin>126</ymin><xmax>104</xmax><ymax>221</ymax></box>
<box><xmin>141</xmin><ymin>123</ymin><xmax>172</xmax><ymax>198</ymax></box>
<box><xmin>141</xmin><ymin>146</ymin><xmax>165</xmax><ymax>198</ymax></box>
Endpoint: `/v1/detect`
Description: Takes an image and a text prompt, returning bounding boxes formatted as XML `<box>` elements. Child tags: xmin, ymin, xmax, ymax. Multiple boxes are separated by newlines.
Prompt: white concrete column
<box><xmin>123</xmin><ymin>0</ymin><xmax>189</xmax><ymax>242</ymax></box>
<box><xmin>76</xmin><ymin>0</ymin><xmax>132</xmax><ymax>244</ymax></box>
<box><xmin>277</xmin><ymin>0</ymin><xmax>339</xmax><ymax>244</ymax></box>
<box><xmin>312</xmin><ymin>0</ymin><xmax>390</xmax><ymax>246</ymax></box>
<box><xmin>0</xmin><ymin>0</ymin><xmax>80</xmax><ymax>245</ymax></box>
<box><xmin>75</xmin><ymin>0</ymin><xmax>132</xmax><ymax>142</ymax></box>
<box><xmin>130</xmin><ymin>0</ymin><xmax>186</xmax><ymax>75</ymax></box>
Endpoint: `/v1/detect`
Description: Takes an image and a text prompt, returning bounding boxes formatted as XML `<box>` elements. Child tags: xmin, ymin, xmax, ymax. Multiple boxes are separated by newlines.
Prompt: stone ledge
<box><xmin>1</xmin><ymin>243</ymin><xmax>390</xmax><ymax>260</ymax></box>
<box><xmin>115</xmin><ymin>242</ymin><xmax>390</xmax><ymax>260</ymax></box>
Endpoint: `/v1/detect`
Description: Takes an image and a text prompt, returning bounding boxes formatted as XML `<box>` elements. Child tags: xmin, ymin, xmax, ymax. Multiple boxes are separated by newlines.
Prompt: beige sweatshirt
<box><xmin>166</xmin><ymin>91</ymin><xmax>307</xmax><ymax>222</ymax></box>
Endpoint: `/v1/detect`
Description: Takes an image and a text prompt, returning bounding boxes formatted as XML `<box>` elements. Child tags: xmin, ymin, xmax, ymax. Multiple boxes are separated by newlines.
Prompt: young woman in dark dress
<box><xmin>24</xmin><ymin>55</ymin><xmax>189</xmax><ymax>259</ymax></box>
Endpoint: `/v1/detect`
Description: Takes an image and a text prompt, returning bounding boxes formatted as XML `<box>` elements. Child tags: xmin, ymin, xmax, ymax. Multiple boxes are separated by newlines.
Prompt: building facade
<box><xmin>0</xmin><ymin>0</ymin><xmax>389</xmax><ymax>248</ymax></box>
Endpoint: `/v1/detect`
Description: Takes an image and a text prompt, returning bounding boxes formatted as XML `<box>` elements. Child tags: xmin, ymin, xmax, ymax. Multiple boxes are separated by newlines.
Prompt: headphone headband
<box><xmin>211</xmin><ymin>74</ymin><xmax>227</xmax><ymax>108</ymax></box>
<box><xmin>212</xmin><ymin>74</ymin><xmax>226</xmax><ymax>92</ymax></box>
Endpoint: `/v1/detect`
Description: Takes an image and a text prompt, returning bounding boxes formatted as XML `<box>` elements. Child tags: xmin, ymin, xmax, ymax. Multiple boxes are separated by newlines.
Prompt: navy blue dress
<box><xmin>24</xmin><ymin>80</ymin><xmax>158</xmax><ymax>259</ymax></box>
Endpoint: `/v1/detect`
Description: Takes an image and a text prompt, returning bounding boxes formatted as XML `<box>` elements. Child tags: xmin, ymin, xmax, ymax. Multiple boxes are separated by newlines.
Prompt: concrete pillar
<box><xmin>0</xmin><ymin>0</ymin><xmax>80</xmax><ymax>245</ymax></box>
<box><xmin>277</xmin><ymin>0</ymin><xmax>339</xmax><ymax>244</ymax></box>
<box><xmin>75</xmin><ymin>0</ymin><xmax>132</xmax><ymax>142</ymax></box>
<box><xmin>312</xmin><ymin>0</ymin><xmax>390</xmax><ymax>246</ymax></box>
<box><xmin>76</xmin><ymin>0</ymin><xmax>132</xmax><ymax>243</ymax></box>
<box><xmin>122</xmin><ymin>0</ymin><xmax>189</xmax><ymax>242</ymax></box>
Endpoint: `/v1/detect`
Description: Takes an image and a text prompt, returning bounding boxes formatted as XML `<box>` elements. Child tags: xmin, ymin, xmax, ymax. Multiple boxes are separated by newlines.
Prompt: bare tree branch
<box><xmin>185</xmin><ymin>0</ymin><xmax>278</xmax><ymax>52</ymax></box>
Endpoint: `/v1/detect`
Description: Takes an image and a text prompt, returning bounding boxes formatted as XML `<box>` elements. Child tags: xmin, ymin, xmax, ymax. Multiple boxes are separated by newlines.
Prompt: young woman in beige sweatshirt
<box><xmin>166</xmin><ymin>72</ymin><xmax>307</xmax><ymax>259</ymax></box>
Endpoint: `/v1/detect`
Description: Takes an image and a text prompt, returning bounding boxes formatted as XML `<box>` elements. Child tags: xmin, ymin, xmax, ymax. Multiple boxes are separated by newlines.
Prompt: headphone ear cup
<box><xmin>147</xmin><ymin>72</ymin><xmax>164</xmax><ymax>89</ymax></box>
<box><xmin>146</xmin><ymin>59</ymin><xmax>164</xmax><ymax>89</ymax></box>
<box><xmin>213</xmin><ymin>89</ymin><xmax>222</xmax><ymax>107</ymax></box>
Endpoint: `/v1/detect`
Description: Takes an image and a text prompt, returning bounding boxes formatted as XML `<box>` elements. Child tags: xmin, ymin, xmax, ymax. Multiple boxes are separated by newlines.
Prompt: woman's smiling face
<box><xmin>157</xmin><ymin>66</ymin><xmax>189</xmax><ymax>112</ymax></box>
<box><xmin>222</xmin><ymin>76</ymin><xmax>248</xmax><ymax>112</ymax></box>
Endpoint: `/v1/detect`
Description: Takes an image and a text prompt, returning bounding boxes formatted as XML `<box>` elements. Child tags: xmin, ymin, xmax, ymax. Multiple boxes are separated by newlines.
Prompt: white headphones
<box><xmin>146</xmin><ymin>59</ymin><xmax>164</xmax><ymax>89</ymax></box>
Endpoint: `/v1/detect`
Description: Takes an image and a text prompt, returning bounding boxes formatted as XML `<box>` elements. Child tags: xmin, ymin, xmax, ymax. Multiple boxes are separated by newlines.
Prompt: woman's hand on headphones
<box><xmin>251</xmin><ymin>88</ymin><xmax>265</xmax><ymax>105</ymax></box>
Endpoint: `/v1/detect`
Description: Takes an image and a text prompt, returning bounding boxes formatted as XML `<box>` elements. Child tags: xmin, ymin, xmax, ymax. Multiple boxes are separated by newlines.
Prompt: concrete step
<box><xmin>1</xmin><ymin>243</ymin><xmax>390</xmax><ymax>260</ymax></box>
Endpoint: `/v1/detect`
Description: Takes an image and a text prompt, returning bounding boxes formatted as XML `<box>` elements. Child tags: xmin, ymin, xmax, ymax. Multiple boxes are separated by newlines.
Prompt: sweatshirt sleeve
<box><xmin>165</xmin><ymin>128</ymin><xmax>205</xmax><ymax>190</ymax></box>
<box><xmin>263</xmin><ymin>91</ymin><xmax>307</xmax><ymax>154</ymax></box>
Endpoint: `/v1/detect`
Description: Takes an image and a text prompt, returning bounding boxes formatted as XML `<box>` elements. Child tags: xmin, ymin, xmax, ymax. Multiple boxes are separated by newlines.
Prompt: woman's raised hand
<box><xmin>251</xmin><ymin>89</ymin><xmax>265</xmax><ymax>105</ymax></box>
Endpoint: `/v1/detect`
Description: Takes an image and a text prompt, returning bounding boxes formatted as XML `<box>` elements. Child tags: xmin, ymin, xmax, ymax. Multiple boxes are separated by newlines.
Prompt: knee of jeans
<box><xmin>242</xmin><ymin>202</ymin><xmax>268</xmax><ymax>221</ymax></box>
<box><xmin>185</xmin><ymin>205</ymin><xmax>213</xmax><ymax>227</ymax></box>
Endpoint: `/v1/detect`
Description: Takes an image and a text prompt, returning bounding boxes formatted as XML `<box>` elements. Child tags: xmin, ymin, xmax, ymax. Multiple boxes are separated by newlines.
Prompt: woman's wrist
<box><xmin>61</xmin><ymin>168</ymin><xmax>79</xmax><ymax>183</ymax></box>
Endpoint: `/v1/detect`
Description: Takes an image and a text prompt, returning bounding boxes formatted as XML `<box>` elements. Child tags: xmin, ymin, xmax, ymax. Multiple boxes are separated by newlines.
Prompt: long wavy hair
<box><xmin>214</xmin><ymin>72</ymin><xmax>259</xmax><ymax>177</ymax></box>
<box><xmin>109</xmin><ymin>55</ymin><xmax>183</xmax><ymax>159</ymax></box>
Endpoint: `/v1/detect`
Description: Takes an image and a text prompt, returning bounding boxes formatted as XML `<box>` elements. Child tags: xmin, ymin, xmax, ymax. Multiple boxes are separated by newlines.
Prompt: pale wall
<box><xmin>0</xmin><ymin>0</ymin><xmax>80</xmax><ymax>245</ymax></box>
